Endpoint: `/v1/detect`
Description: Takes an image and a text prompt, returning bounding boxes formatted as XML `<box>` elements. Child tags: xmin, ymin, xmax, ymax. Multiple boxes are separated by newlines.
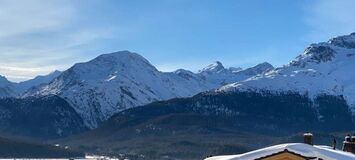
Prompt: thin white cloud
<box><xmin>304</xmin><ymin>0</ymin><xmax>355</xmax><ymax>42</ymax></box>
<box><xmin>0</xmin><ymin>0</ymin><xmax>74</xmax><ymax>38</ymax></box>
<box><xmin>0</xmin><ymin>0</ymin><xmax>74</xmax><ymax>82</ymax></box>
<box><xmin>0</xmin><ymin>0</ymin><xmax>115</xmax><ymax>82</ymax></box>
<box><xmin>0</xmin><ymin>65</ymin><xmax>63</xmax><ymax>82</ymax></box>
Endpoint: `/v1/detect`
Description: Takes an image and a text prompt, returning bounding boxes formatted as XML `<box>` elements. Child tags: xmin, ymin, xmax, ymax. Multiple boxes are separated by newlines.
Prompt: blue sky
<box><xmin>1</xmin><ymin>0</ymin><xmax>355</xmax><ymax>82</ymax></box>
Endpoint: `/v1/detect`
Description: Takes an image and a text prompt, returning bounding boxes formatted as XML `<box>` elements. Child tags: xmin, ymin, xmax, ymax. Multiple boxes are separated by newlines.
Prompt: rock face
<box><xmin>220</xmin><ymin>32</ymin><xmax>355</xmax><ymax>113</ymax></box>
<box><xmin>24</xmin><ymin>51</ymin><xmax>273</xmax><ymax>128</ymax></box>
<box><xmin>0</xmin><ymin>95</ymin><xmax>87</xmax><ymax>139</ymax></box>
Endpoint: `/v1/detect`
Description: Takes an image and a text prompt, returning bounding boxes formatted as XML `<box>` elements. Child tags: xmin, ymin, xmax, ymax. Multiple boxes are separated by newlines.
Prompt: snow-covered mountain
<box><xmin>25</xmin><ymin>51</ymin><xmax>273</xmax><ymax>128</ymax></box>
<box><xmin>220</xmin><ymin>32</ymin><xmax>355</xmax><ymax>112</ymax></box>
<box><xmin>0</xmin><ymin>71</ymin><xmax>61</xmax><ymax>97</ymax></box>
<box><xmin>0</xmin><ymin>75</ymin><xmax>16</xmax><ymax>98</ymax></box>
<box><xmin>58</xmin><ymin>33</ymin><xmax>355</xmax><ymax>159</ymax></box>
<box><xmin>198</xmin><ymin>61</ymin><xmax>273</xmax><ymax>87</ymax></box>
<box><xmin>15</xmin><ymin>70</ymin><xmax>61</xmax><ymax>93</ymax></box>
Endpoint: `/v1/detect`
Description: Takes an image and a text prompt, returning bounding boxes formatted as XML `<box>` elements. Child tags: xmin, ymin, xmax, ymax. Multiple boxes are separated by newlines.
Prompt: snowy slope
<box><xmin>0</xmin><ymin>71</ymin><xmax>61</xmax><ymax>97</ymax></box>
<box><xmin>0</xmin><ymin>75</ymin><xmax>16</xmax><ymax>98</ymax></box>
<box><xmin>220</xmin><ymin>32</ymin><xmax>355</xmax><ymax>112</ymax></box>
<box><xmin>25</xmin><ymin>51</ymin><xmax>273</xmax><ymax>128</ymax></box>
<box><xmin>15</xmin><ymin>70</ymin><xmax>61</xmax><ymax>93</ymax></box>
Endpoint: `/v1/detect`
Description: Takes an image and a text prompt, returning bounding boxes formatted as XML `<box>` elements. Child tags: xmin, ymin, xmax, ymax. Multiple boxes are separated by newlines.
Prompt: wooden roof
<box><xmin>255</xmin><ymin>149</ymin><xmax>317</xmax><ymax>160</ymax></box>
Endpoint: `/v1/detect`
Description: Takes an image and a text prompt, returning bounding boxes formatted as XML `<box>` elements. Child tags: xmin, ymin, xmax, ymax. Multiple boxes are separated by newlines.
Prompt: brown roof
<box><xmin>255</xmin><ymin>149</ymin><xmax>317</xmax><ymax>160</ymax></box>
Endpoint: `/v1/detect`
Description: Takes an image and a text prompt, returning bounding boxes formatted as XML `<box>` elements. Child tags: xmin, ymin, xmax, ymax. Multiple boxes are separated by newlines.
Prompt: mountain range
<box><xmin>220</xmin><ymin>33</ymin><xmax>355</xmax><ymax>112</ymax></box>
<box><xmin>22</xmin><ymin>52</ymin><xmax>273</xmax><ymax>128</ymax></box>
<box><xmin>1</xmin><ymin>32</ymin><xmax>355</xmax><ymax>159</ymax></box>
<box><xmin>56</xmin><ymin>33</ymin><xmax>355</xmax><ymax>159</ymax></box>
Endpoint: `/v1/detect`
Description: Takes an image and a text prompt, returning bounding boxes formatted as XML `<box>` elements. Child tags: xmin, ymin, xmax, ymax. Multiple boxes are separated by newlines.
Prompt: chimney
<box><xmin>346</xmin><ymin>134</ymin><xmax>351</xmax><ymax>142</ymax></box>
<box><xmin>303</xmin><ymin>133</ymin><xmax>313</xmax><ymax>145</ymax></box>
<box><xmin>343</xmin><ymin>134</ymin><xmax>355</xmax><ymax>154</ymax></box>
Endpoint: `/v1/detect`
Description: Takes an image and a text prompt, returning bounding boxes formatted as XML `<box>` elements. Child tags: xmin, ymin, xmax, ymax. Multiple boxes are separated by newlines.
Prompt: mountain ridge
<box><xmin>57</xmin><ymin>32</ymin><xmax>355</xmax><ymax>159</ymax></box>
<box><xmin>24</xmin><ymin>51</ymin><xmax>273</xmax><ymax>128</ymax></box>
<box><xmin>0</xmin><ymin>71</ymin><xmax>61</xmax><ymax>98</ymax></box>
<box><xmin>219</xmin><ymin>32</ymin><xmax>355</xmax><ymax>112</ymax></box>
<box><xmin>0</xmin><ymin>75</ymin><xmax>16</xmax><ymax>98</ymax></box>
<box><xmin>15</xmin><ymin>70</ymin><xmax>62</xmax><ymax>94</ymax></box>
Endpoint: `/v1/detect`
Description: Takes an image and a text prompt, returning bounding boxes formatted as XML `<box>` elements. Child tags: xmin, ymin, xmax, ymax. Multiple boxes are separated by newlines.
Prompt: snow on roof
<box><xmin>205</xmin><ymin>143</ymin><xmax>355</xmax><ymax>160</ymax></box>
<box><xmin>303</xmin><ymin>133</ymin><xmax>313</xmax><ymax>136</ymax></box>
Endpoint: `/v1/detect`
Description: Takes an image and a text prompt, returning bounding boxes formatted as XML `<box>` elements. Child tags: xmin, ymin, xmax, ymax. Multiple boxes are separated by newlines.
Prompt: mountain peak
<box><xmin>33</xmin><ymin>70</ymin><xmax>62</xmax><ymax>79</ymax></box>
<box><xmin>199</xmin><ymin>61</ymin><xmax>225</xmax><ymax>73</ymax></box>
<box><xmin>98</xmin><ymin>50</ymin><xmax>139</xmax><ymax>57</ymax></box>
<box><xmin>229</xmin><ymin>67</ymin><xmax>243</xmax><ymax>73</ymax></box>
<box><xmin>255</xmin><ymin>62</ymin><xmax>273</xmax><ymax>69</ymax></box>
<box><xmin>0</xmin><ymin>75</ymin><xmax>11</xmax><ymax>87</ymax></box>
<box><xmin>0</xmin><ymin>75</ymin><xmax>15</xmax><ymax>97</ymax></box>
<box><xmin>90</xmin><ymin>50</ymin><xmax>155</xmax><ymax>69</ymax></box>
<box><xmin>95</xmin><ymin>50</ymin><xmax>148</xmax><ymax>62</ymax></box>
<box><xmin>0</xmin><ymin>75</ymin><xmax>7</xmax><ymax>81</ymax></box>
<box><xmin>174</xmin><ymin>69</ymin><xmax>194</xmax><ymax>74</ymax></box>
<box><xmin>241</xmin><ymin>62</ymin><xmax>274</xmax><ymax>76</ymax></box>
<box><xmin>289</xmin><ymin>33</ymin><xmax>355</xmax><ymax>68</ymax></box>
<box><xmin>328</xmin><ymin>32</ymin><xmax>355</xmax><ymax>48</ymax></box>
<box><xmin>50</xmin><ymin>70</ymin><xmax>61</xmax><ymax>75</ymax></box>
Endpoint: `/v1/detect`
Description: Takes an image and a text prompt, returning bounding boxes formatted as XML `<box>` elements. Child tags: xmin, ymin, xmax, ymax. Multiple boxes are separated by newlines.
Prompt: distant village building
<box><xmin>205</xmin><ymin>133</ymin><xmax>355</xmax><ymax>160</ymax></box>
<box><xmin>343</xmin><ymin>134</ymin><xmax>355</xmax><ymax>154</ymax></box>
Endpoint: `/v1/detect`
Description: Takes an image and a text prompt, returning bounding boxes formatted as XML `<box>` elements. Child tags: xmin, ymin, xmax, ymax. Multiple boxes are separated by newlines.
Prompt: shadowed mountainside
<box><xmin>58</xmin><ymin>91</ymin><xmax>355</xmax><ymax>159</ymax></box>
